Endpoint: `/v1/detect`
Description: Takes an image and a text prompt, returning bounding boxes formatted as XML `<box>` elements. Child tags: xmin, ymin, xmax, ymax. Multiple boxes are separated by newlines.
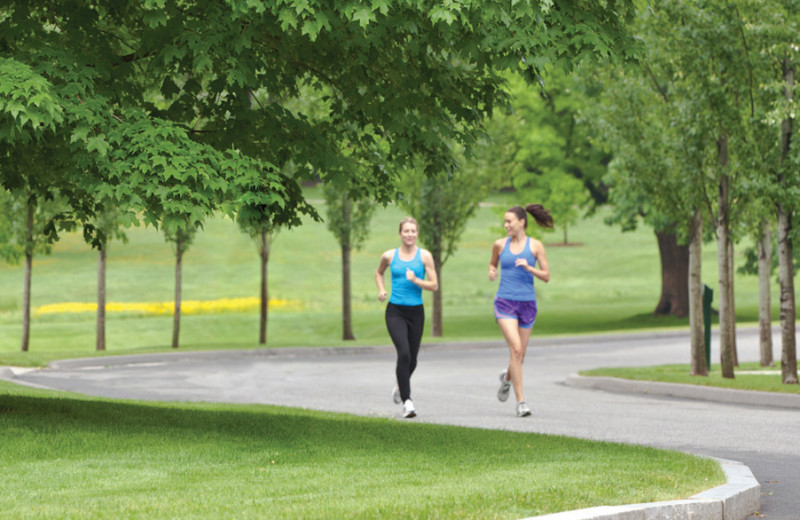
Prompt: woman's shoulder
<box><xmin>493</xmin><ymin>237</ymin><xmax>508</xmax><ymax>249</ymax></box>
<box><xmin>529</xmin><ymin>236</ymin><xmax>545</xmax><ymax>253</ymax></box>
<box><xmin>380</xmin><ymin>248</ymin><xmax>396</xmax><ymax>261</ymax></box>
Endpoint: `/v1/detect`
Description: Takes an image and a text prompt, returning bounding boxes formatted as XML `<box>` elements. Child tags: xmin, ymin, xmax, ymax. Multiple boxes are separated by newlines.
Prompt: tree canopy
<box><xmin>1</xmin><ymin>0</ymin><xmax>638</xmax><ymax>241</ymax></box>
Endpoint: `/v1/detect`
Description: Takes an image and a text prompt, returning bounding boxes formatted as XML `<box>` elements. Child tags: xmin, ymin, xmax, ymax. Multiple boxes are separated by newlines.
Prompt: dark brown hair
<box><xmin>507</xmin><ymin>204</ymin><xmax>554</xmax><ymax>229</ymax></box>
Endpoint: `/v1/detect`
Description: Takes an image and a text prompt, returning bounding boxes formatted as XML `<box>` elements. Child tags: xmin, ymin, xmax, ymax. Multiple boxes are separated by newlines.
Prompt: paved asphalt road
<box><xmin>10</xmin><ymin>327</ymin><xmax>799</xmax><ymax>519</ymax></box>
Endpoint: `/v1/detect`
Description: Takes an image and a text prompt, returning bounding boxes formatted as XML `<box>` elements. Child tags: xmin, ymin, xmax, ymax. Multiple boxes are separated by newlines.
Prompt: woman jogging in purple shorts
<box><xmin>488</xmin><ymin>204</ymin><xmax>552</xmax><ymax>417</ymax></box>
<box><xmin>375</xmin><ymin>217</ymin><xmax>438</xmax><ymax>419</ymax></box>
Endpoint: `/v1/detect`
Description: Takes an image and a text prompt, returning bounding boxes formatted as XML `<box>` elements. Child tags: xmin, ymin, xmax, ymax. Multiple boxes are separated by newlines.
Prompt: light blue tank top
<box><xmin>389</xmin><ymin>247</ymin><xmax>425</xmax><ymax>306</ymax></box>
<box><xmin>497</xmin><ymin>237</ymin><xmax>537</xmax><ymax>302</ymax></box>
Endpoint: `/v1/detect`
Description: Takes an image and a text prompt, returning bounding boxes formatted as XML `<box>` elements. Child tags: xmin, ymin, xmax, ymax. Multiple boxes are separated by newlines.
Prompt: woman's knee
<box><xmin>508</xmin><ymin>345</ymin><xmax>525</xmax><ymax>363</ymax></box>
<box><xmin>396</xmin><ymin>350</ymin><xmax>412</xmax><ymax>366</ymax></box>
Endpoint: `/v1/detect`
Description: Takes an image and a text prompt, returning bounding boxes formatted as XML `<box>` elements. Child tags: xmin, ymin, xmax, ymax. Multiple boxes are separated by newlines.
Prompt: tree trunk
<box><xmin>777</xmin><ymin>207</ymin><xmax>797</xmax><ymax>383</ymax></box>
<box><xmin>96</xmin><ymin>246</ymin><xmax>106</xmax><ymax>351</ymax></box>
<box><xmin>778</xmin><ymin>58</ymin><xmax>798</xmax><ymax>384</ymax></box>
<box><xmin>172</xmin><ymin>235</ymin><xmax>182</xmax><ymax>349</ymax></box>
<box><xmin>728</xmin><ymin>238</ymin><xmax>738</xmax><ymax>366</ymax></box>
<box><xmin>341</xmin><ymin>244</ymin><xmax>354</xmax><ymax>340</ymax></box>
<box><xmin>431</xmin><ymin>248</ymin><xmax>443</xmax><ymax>337</ymax></box>
<box><xmin>20</xmin><ymin>202</ymin><xmax>33</xmax><ymax>352</ymax></box>
<box><xmin>716</xmin><ymin>135</ymin><xmax>735</xmax><ymax>379</ymax></box>
<box><xmin>259</xmin><ymin>230</ymin><xmax>268</xmax><ymax>345</ymax></box>
<box><xmin>757</xmin><ymin>222</ymin><xmax>773</xmax><ymax>367</ymax></box>
<box><xmin>688</xmin><ymin>210</ymin><xmax>707</xmax><ymax>376</ymax></box>
<box><xmin>653</xmin><ymin>228</ymin><xmax>689</xmax><ymax>317</ymax></box>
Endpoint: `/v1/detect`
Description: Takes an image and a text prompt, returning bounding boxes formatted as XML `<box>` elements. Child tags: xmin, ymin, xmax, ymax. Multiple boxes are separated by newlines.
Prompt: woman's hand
<box><xmin>488</xmin><ymin>265</ymin><xmax>498</xmax><ymax>281</ymax></box>
<box><xmin>378</xmin><ymin>290</ymin><xmax>388</xmax><ymax>302</ymax></box>
<box><xmin>405</xmin><ymin>268</ymin><xmax>416</xmax><ymax>282</ymax></box>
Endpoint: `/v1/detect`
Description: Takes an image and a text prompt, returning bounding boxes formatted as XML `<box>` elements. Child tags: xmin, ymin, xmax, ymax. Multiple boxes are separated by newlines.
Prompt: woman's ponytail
<box><xmin>525</xmin><ymin>204</ymin><xmax>554</xmax><ymax>229</ymax></box>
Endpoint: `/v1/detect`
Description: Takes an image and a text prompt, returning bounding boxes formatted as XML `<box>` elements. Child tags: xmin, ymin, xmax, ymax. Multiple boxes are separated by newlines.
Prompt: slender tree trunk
<box><xmin>342</xmin><ymin>244</ymin><xmax>354</xmax><ymax>340</ymax></box>
<box><xmin>259</xmin><ymin>230</ymin><xmax>269</xmax><ymax>345</ymax></box>
<box><xmin>717</xmin><ymin>135</ymin><xmax>735</xmax><ymax>379</ymax></box>
<box><xmin>339</xmin><ymin>200</ymin><xmax>355</xmax><ymax>340</ymax></box>
<box><xmin>96</xmin><ymin>246</ymin><xmax>106</xmax><ymax>351</ymax></box>
<box><xmin>777</xmin><ymin>207</ymin><xmax>797</xmax><ymax>383</ymax></box>
<box><xmin>728</xmin><ymin>238</ymin><xmax>738</xmax><ymax>366</ymax></box>
<box><xmin>431</xmin><ymin>248</ymin><xmax>443</xmax><ymax>337</ymax></box>
<box><xmin>757</xmin><ymin>222</ymin><xmax>773</xmax><ymax>367</ymax></box>
<box><xmin>653</xmin><ymin>228</ymin><xmax>689</xmax><ymax>317</ymax></box>
<box><xmin>689</xmin><ymin>210</ymin><xmax>706</xmax><ymax>376</ymax></box>
<box><xmin>778</xmin><ymin>58</ymin><xmax>798</xmax><ymax>384</ymax></box>
<box><xmin>172</xmin><ymin>236</ymin><xmax>182</xmax><ymax>349</ymax></box>
<box><xmin>20</xmin><ymin>202</ymin><xmax>33</xmax><ymax>352</ymax></box>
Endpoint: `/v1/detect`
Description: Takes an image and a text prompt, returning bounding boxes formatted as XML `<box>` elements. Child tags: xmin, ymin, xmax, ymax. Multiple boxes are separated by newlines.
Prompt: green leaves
<box><xmin>0</xmin><ymin>58</ymin><xmax>64</xmax><ymax>143</ymax></box>
<box><xmin>323</xmin><ymin>179</ymin><xmax>375</xmax><ymax>251</ymax></box>
<box><xmin>1</xmin><ymin>0</ymin><xmax>639</xmax><ymax>251</ymax></box>
<box><xmin>398</xmin><ymin>159</ymin><xmax>487</xmax><ymax>265</ymax></box>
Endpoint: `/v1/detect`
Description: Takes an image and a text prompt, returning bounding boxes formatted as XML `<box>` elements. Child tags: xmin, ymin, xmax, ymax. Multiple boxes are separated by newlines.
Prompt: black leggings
<box><xmin>385</xmin><ymin>302</ymin><xmax>425</xmax><ymax>402</ymax></box>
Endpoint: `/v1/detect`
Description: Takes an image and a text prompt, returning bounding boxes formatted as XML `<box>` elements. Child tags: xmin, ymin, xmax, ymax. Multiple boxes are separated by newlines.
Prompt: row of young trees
<box><xmin>585</xmin><ymin>1</ymin><xmax>799</xmax><ymax>384</ymax></box>
<box><xmin>323</xmin><ymin>161</ymin><xmax>487</xmax><ymax>341</ymax></box>
<box><xmin>362</xmin><ymin>1</ymin><xmax>800</xmax><ymax>385</ymax></box>
<box><xmin>1</xmin><ymin>1</ymin><xmax>637</xmax><ymax>350</ymax></box>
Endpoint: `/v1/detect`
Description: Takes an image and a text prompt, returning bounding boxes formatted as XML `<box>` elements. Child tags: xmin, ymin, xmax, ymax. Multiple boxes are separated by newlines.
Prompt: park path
<box><xmin>10</xmin><ymin>327</ymin><xmax>799</xmax><ymax>519</ymax></box>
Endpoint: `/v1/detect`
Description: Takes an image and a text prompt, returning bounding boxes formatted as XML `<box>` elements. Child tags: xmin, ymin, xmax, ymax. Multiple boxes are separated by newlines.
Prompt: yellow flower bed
<box><xmin>34</xmin><ymin>297</ymin><xmax>303</xmax><ymax>316</ymax></box>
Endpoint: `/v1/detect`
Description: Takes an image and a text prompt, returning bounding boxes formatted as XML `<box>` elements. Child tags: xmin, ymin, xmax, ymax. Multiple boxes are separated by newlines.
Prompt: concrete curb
<box><xmin>524</xmin><ymin>458</ymin><xmax>759</xmax><ymax>520</ymax></box>
<box><xmin>0</xmin><ymin>366</ymin><xmax>54</xmax><ymax>390</ymax></box>
<box><xmin>565</xmin><ymin>373</ymin><xmax>800</xmax><ymax>410</ymax></box>
<box><xmin>25</xmin><ymin>328</ymin><xmax>704</xmax><ymax>372</ymax></box>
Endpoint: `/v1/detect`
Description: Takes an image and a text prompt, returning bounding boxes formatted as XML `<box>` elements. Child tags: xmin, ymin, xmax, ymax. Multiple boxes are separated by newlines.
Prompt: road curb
<box><xmin>524</xmin><ymin>458</ymin><xmax>759</xmax><ymax>520</ymax></box>
<box><xmin>26</xmin><ymin>328</ymin><xmax>706</xmax><ymax>372</ymax></box>
<box><xmin>565</xmin><ymin>373</ymin><xmax>800</xmax><ymax>410</ymax></box>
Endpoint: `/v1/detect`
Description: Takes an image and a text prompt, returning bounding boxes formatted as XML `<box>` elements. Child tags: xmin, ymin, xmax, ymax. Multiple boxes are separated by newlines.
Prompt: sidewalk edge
<box><xmin>522</xmin><ymin>458</ymin><xmax>759</xmax><ymax>520</ymax></box>
<box><xmin>565</xmin><ymin>373</ymin><xmax>800</xmax><ymax>410</ymax></box>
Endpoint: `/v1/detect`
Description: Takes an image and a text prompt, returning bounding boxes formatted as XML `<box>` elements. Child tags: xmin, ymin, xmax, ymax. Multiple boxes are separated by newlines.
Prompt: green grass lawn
<box><xmin>581</xmin><ymin>362</ymin><xmax>800</xmax><ymax>395</ymax></box>
<box><xmin>0</xmin><ymin>189</ymin><xmax>780</xmax><ymax>366</ymax></box>
<box><xmin>0</xmin><ymin>192</ymin><xmax>776</xmax><ymax>518</ymax></box>
<box><xmin>0</xmin><ymin>381</ymin><xmax>724</xmax><ymax>520</ymax></box>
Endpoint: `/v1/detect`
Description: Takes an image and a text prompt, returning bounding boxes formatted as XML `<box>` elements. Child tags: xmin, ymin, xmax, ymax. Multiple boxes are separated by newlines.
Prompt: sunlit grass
<box><xmin>581</xmin><ymin>362</ymin><xmax>800</xmax><ymax>395</ymax></box>
<box><xmin>0</xmin><ymin>381</ymin><xmax>725</xmax><ymax>520</ymax></box>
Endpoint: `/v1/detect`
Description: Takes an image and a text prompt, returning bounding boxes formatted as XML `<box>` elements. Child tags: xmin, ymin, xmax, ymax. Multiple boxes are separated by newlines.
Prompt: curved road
<box><xmin>9</xmin><ymin>328</ymin><xmax>799</xmax><ymax>519</ymax></box>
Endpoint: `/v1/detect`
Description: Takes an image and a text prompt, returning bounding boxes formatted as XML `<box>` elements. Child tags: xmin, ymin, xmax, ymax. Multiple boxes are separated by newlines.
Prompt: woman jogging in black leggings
<box><xmin>375</xmin><ymin>217</ymin><xmax>438</xmax><ymax>418</ymax></box>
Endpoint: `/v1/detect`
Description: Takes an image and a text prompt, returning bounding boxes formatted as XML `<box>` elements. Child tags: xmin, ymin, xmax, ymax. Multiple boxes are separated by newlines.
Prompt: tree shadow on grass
<box><xmin>0</xmin><ymin>391</ymin><xmax>544</xmax><ymax>459</ymax></box>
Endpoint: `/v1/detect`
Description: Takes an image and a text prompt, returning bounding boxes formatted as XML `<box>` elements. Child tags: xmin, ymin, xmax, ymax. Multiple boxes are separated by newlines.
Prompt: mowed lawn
<box><xmin>1</xmin><ymin>381</ymin><xmax>724</xmax><ymax>520</ymax></box>
<box><xmin>0</xmin><ymin>193</ymin><xmax>766</xmax><ymax>518</ymax></box>
<box><xmin>0</xmin><ymin>191</ymin><xmax>777</xmax><ymax>365</ymax></box>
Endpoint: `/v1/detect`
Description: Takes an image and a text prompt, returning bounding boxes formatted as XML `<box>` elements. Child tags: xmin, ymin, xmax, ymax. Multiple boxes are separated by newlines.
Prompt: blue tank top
<box><xmin>389</xmin><ymin>247</ymin><xmax>425</xmax><ymax>306</ymax></box>
<box><xmin>497</xmin><ymin>237</ymin><xmax>537</xmax><ymax>302</ymax></box>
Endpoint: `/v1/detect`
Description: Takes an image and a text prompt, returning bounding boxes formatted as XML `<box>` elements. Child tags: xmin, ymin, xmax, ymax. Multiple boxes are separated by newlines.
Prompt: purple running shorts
<box><xmin>494</xmin><ymin>297</ymin><xmax>538</xmax><ymax>329</ymax></box>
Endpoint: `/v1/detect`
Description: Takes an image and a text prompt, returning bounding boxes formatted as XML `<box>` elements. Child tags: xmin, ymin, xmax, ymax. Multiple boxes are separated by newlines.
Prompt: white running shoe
<box><xmin>402</xmin><ymin>399</ymin><xmax>416</xmax><ymax>419</ymax></box>
<box><xmin>516</xmin><ymin>401</ymin><xmax>532</xmax><ymax>417</ymax></box>
<box><xmin>392</xmin><ymin>386</ymin><xmax>401</xmax><ymax>404</ymax></box>
<box><xmin>497</xmin><ymin>370</ymin><xmax>511</xmax><ymax>402</ymax></box>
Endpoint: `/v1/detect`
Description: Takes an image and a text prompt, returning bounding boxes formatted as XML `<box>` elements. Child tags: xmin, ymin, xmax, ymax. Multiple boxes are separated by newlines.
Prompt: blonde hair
<box><xmin>398</xmin><ymin>216</ymin><xmax>419</xmax><ymax>233</ymax></box>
